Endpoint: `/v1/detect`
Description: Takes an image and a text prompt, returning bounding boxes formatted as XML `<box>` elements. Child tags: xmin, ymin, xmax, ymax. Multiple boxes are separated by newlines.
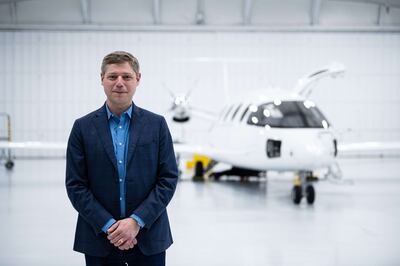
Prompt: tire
<box><xmin>5</xmin><ymin>160</ymin><xmax>14</xmax><ymax>170</ymax></box>
<box><xmin>306</xmin><ymin>185</ymin><xmax>315</xmax><ymax>204</ymax></box>
<box><xmin>209</xmin><ymin>173</ymin><xmax>220</xmax><ymax>181</ymax></box>
<box><xmin>291</xmin><ymin>186</ymin><xmax>302</xmax><ymax>204</ymax></box>
<box><xmin>193</xmin><ymin>161</ymin><xmax>205</xmax><ymax>182</ymax></box>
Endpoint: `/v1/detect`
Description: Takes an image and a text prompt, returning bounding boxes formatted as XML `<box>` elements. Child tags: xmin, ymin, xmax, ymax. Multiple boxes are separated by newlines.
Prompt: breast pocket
<box><xmin>136</xmin><ymin>140</ymin><xmax>157</xmax><ymax>159</ymax></box>
<box><xmin>134</xmin><ymin>140</ymin><xmax>158</xmax><ymax>175</ymax></box>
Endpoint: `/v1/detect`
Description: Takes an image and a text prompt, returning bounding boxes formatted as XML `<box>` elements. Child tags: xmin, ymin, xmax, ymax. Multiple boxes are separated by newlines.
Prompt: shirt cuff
<box><xmin>102</xmin><ymin>218</ymin><xmax>117</xmax><ymax>234</ymax></box>
<box><xmin>130</xmin><ymin>213</ymin><xmax>145</xmax><ymax>228</ymax></box>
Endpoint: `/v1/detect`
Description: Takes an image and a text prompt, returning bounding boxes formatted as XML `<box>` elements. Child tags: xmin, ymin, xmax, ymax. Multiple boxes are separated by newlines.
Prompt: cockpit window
<box><xmin>247</xmin><ymin>101</ymin><xmax>329</xmax><ymax>128</ymax></box>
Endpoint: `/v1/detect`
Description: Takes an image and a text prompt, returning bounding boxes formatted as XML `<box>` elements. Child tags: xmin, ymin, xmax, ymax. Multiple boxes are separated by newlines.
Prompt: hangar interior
<box><xmin>0</xmin><ymin>0</ymin><xmax>400</xmax><ymax>265</ymax></box>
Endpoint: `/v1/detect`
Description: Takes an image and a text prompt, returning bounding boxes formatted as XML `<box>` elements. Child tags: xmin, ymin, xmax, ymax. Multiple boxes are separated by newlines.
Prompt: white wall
<box><xmin>0</xmin><ymin>30</ymin><xmax>399</xmax><ymax>157</ymax></box>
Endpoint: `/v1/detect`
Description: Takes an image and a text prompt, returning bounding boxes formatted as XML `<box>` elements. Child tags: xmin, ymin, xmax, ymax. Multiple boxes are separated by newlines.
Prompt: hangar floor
<box><xmin>0</xmin><ymin>158</ymin><xmax>400</xmax><ymax>266</ymax></box>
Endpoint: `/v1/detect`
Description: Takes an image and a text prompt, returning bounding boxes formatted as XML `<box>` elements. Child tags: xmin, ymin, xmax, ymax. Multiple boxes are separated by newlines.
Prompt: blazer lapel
<box><xmin>93</xmin><ymin>105</ymin><xmax>117</xmax><ymax>170</ymax></box>
<box><xmin>127</xmin><ymin>105</ymin><xmax>146</xmax><ymax>166</ymax></box>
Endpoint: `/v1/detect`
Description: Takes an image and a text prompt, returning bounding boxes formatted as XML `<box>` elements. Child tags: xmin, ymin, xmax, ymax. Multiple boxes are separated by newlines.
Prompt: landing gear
<box><xmin>193</xmin><ymin>161</ymin><xmax>205</xmax><ymax>182</ymax></box>
<box><xmin>5</xmin><ymin>159</ymin><xmax>14</xmax><ymax>170</ymax></box>
<box><xmin>291</xmin><ymin>185</ymin><xmax>302</xmax><ymax>204</ymax></box>
<box><xmin>305</xmin><ymin>185</ymin><xmax>315</xmax><ymax>204</ymax></box>
<box><xmin>291</xmin><ymin>171</ymin><xmax>317</xmax><ymax>205</ymax></box>
<box><xmin>209</xmin><ymin>172</ymin><xmax>221</xmax><ymax>181</ymax></box>
<box><xmin>1</xmin><ymin>148</ymin><xmax>14</xmax><ymax>170</ymax></box>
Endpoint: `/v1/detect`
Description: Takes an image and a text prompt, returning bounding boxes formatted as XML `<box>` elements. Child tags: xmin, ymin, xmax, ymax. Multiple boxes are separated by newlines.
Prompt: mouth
<box><xmin>112</xmin><ymin>91</ymin><xmax>127</xmax><ymax>94</ymax></box>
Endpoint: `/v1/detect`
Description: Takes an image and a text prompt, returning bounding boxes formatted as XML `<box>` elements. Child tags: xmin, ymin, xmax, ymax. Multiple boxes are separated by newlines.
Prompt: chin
<box><xmin>113</xmin><ymin>99</ymin><xmax>131</xmax><ymax>106</ymax></box>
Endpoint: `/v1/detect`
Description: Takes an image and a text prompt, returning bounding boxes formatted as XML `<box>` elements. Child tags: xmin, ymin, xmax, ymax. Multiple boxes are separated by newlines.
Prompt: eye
<box><xmin>107</xmin><ymin>75</ymin><xmax>117</xmax><ymax>80</ymax></box>
<box><xmin>123</xmin><ymin>75</ymin><xmax>133</xmax><ymax>81</ymax></box>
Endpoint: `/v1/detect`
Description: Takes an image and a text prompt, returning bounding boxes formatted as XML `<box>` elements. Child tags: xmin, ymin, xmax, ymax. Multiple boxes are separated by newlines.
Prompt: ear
<box><xmin>136</xmin><ymin>72</ymin><xmax>142</xmax><ymax>82</ymax></box>
<box><xmin>100</xmin><ymin>73</ymin><xmax>104</xmax><ymax>84</ymax></box>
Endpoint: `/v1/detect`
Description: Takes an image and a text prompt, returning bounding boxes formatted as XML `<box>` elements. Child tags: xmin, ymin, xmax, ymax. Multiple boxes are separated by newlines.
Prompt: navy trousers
<box><xmin>85</xmin><ymin>246</ymin><xmax>165</xmax><ymax>266</ymax></box>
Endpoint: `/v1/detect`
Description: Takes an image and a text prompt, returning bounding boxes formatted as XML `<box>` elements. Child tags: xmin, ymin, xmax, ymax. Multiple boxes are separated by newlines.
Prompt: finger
<box><xmin>108</xmin><ymin>229</ymin><xmax>123</xmax><ymax>241</ymax></box>
<box><xmin>108</xmin><ymin>232</ymin><xmax>121</xmax><ymax>242</ymax></box>
<box><xmin>113</xmin><ymin>238</ymin><xmax>126</xmax><ymax>247</ymax></box>
<box><xmin>111</xmin><ymin>235</ymin><xmax>125</xmax><ymax>245</ymax></box>
<box><xmin>118</xmin><ymin>241</ymin><xmax>131</xmax><ymax>250</ymax></box>
<box><xmin>110</xmin><ymin>232</ymin><xmax>126</xmax><ymax>245</ymax></box>
<box><xmin>132</xmin><ymin>238</ymin><xmax>137</xmax><ymax>245</ymax></box>
<box><xmin>107</xmin><ymin>221</ymin><xmax>120</xmax><ymax>235</ymax></box>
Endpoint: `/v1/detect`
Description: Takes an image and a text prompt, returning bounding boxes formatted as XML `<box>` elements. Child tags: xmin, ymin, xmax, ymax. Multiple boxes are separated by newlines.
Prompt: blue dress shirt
<box><xmin>101</xmin><ymin>104</ymin><xmax>145</xmax><ymax>233</ymax></box>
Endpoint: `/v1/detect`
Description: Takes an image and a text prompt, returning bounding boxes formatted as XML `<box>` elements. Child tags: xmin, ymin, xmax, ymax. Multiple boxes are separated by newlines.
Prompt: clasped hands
<box><xmin>107</xmin><ymin>218</ymin><xmax>140</xmax><ymax>250</ymax></box>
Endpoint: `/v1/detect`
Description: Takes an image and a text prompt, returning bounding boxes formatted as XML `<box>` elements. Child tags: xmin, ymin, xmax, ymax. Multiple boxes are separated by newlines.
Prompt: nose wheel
<box><xmin>291</xmin><ymin>172</ymin><xmax>317</xmax><ymax>205</ymax></box>
<box><xmin>291</xmin><ymin>185</ymin><xmax>302</xmax><ymax>204</ymax></box>
<box><xmin>305</xmin><ymin>185</ymin><xmax>315</xmax><ymax>204</ymax></box>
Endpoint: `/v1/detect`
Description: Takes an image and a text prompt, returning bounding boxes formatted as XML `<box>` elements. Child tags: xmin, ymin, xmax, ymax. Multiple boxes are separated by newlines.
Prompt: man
<box><xmin>66</xmin><ymin>51</ymin><xmax>178</xmax><ymax>266</ymax></box>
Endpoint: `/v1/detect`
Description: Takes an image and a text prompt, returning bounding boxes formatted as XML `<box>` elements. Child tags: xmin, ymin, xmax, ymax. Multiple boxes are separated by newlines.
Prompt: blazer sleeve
<box><xmin>65</xmin><ymin>120</ymin><xmax>114</xmax><ymax>235</ymax></box>
<box><xmin>133</xmin><ymin>117</ymin><xmax>178</xmax><ymax>229</ymax></box>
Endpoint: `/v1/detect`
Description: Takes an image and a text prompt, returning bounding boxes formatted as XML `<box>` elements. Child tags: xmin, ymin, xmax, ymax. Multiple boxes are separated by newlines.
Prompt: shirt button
<box><xmin>119</xmin><ymin>160</ymin><xmax>122</xmax><ymax>164</ymax></box>
<box><xmin>119</xmin><ymin>142</ymin><xmax>123</xmax><ymax>146</ymax></box>
<box><xmin>119</xmin><ymin>179</ymin><xmax>122</xmax><ymax>182</ymax></box>
<box><xmin>119</xmin><ymin>126</ymin><xmax>122</xmax><ymax>129</ymax></box>
<box><xmin>120</xmin><ymin>197</ymin><xmax>122</xmax><ymax>201</ymax></box>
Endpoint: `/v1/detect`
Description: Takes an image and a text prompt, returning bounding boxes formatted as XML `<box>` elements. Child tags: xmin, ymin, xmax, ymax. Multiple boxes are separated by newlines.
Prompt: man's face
<box><xmin>101</xmin><ymin>62</ymin><xmax>141</xmax><ymax>108</ymax></box>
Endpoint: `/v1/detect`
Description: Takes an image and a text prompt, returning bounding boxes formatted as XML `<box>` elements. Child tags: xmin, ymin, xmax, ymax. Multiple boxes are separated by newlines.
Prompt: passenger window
<box><xmin>223</xmin><ymin>105</ymin><xmax>234</xmax><ymax>121</ymax></box>
<box><xmin>219</xmin><ymin>106</ymin><xmax>227</xmax><ymax>121</ymax></box>
<box><xmin>240</xmin><ymin>105</ymin><xmax>250</xmax><ymax>122</ymax></box>
<box><xmin>231</xmin><ymin>104</ymin><xmax>242</xmax><ymax>121</ymax></box>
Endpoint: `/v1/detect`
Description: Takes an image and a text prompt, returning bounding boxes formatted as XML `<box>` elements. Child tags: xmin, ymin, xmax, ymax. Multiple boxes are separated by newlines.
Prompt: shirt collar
<box><xmin>105</xmin><ymin>103</ymin><xmax>133</xmax><ymax>120</ymax></box>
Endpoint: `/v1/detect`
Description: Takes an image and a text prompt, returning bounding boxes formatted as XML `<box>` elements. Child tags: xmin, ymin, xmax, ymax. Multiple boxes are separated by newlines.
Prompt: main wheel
<box><xmin>291</xmin><ymin>185</ymin><xmax>302</xmax><ymax>204</ymax></box>
<box><xmin>5</xmin><ymin>160</ymin><xmax>14</xmax><ymax>170</ymax></box>
<box><xmin>209</xmin><ymin>172</ymin><xmax>221</xmax><ymax>181</ymax></box>
<box><xmin>193</xmin><ymin>161</ymin><xmax>205</xmax><ymax>181</ymax></box>
<box><xmin>305</xmin><ymin>185</ymin><xmax>315</xmax><ymax>204</ymax></box>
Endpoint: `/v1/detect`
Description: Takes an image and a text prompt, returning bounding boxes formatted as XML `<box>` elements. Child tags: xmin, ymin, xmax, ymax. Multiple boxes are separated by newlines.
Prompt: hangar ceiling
<box><xmin>0</xmin><ymin>0</ymin><xmax>399</xmax><ymax>31</ymax></box>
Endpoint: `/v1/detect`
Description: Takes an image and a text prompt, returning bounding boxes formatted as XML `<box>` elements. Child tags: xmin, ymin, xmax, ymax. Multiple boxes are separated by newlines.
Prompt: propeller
<box><xmin>163</xmin><ymin>82</ymin><xmax>197</xmax><ymax>123</ymax></box>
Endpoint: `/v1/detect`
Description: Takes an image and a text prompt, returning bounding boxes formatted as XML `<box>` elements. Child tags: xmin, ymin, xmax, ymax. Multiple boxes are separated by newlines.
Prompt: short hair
<box><xmin>101</xmin><ymin>51</ymin><xmax>140</xmax><ymax>75</ymax></box>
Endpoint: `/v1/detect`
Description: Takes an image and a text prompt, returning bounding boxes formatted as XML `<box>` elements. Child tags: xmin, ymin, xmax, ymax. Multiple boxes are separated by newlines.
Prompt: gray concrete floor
<box><xmin>0</xmin><ymin>158</ymin><xmax>400</xmax><ymax>266</ymax></box>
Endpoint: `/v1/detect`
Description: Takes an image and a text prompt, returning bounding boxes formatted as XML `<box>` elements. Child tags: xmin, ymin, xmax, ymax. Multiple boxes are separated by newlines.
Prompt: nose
<box><xmin>115</xmin><ymin>76</ymin><xmax>124</xmax><ymax>87</ymax></box>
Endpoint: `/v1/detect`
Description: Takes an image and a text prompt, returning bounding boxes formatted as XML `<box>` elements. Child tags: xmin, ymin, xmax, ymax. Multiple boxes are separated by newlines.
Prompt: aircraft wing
<box><xmin>0</xmin><ymin>141</ymin><xmax>67</xmax><ymax>150</ymax></box>
<box><xmin>337</xmin><ymin>141</ymin><xmax>400</xmax><ymax>158</ymax></box>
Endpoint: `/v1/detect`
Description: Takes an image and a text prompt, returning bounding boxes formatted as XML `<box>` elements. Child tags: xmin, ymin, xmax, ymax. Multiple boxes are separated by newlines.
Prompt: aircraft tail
<box><xmin>293</xmin><ymin>62</ymin><xmax>346</xmax><ymax>98</ymax></box>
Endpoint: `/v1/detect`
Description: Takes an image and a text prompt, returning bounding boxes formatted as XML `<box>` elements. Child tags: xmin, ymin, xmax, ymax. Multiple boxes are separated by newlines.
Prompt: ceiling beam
<box><xmin>242</xmin><ymin>0</ymin><xmax>253</xmax><ymax>25</ymax></box>
<box><xmin>80</xmin><ymin>0</ymin><xmax>90</xmax><ymax>24</ymax></box>
<box><xmin>310</xmin><ymin>0</ymin><xmax>322</xmax><ymax>25</ymax></box>
<box><xmin>153</xmin><ymin>0</ymin><xmax>161</xmax><ymax>25</ymax></box>
<box><xmin>9</xmin><ymin>1</ymin><xmax>17</xmax><ymax>24</ymax></box>
<box><xmin>330</xmin><ymin>0</ymin><xmax>400</xmax><ymax>9</ymax></box>
<box><xmin>195</xmin><ymin>0</ymin><xmax>205</xmax><ymax>25</ymax></box>
<box><xmin>0</xmin><ymin>0</ymin><xmax>33</xmax><ymax>4</ymax></box>
<box><xmin>376</xmin><ymin>4</ymin><xmax>382</xmax><ymax>25</ymax></box>
<box><xmin>2</xmin><ymin>24</ymin><xmax>400</xmax><ymax>33</ymax></box>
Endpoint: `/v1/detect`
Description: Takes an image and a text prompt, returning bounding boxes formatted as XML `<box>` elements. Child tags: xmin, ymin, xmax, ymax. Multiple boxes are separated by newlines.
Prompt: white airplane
<box><xmin>168</xmin><ymin>62</ymin><xmax>400</xmax><ymax>204</ymax></box>
<box><xmin>0</xmin><ymin>112</ymin><xmax>66</xmax><ymax>169</ymax></box>
<box><xmin>1</xmin><ymin>63</ymin><xmax>399</xmax><ymax>205</ymax></box>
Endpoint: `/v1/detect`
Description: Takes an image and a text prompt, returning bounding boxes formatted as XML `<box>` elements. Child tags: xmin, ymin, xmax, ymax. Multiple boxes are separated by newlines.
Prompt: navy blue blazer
<box><xmin>65</xmin><ymin>103</ymin><xmax>178</xmax><ymax>257</ymax></box>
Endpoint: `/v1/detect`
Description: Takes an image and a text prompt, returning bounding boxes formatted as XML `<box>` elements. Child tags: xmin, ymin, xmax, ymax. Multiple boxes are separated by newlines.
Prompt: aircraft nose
<box><xmin>300</xmin><ymin>137</ymin><xmax>335</xmax><ymax>166</ymax></box>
